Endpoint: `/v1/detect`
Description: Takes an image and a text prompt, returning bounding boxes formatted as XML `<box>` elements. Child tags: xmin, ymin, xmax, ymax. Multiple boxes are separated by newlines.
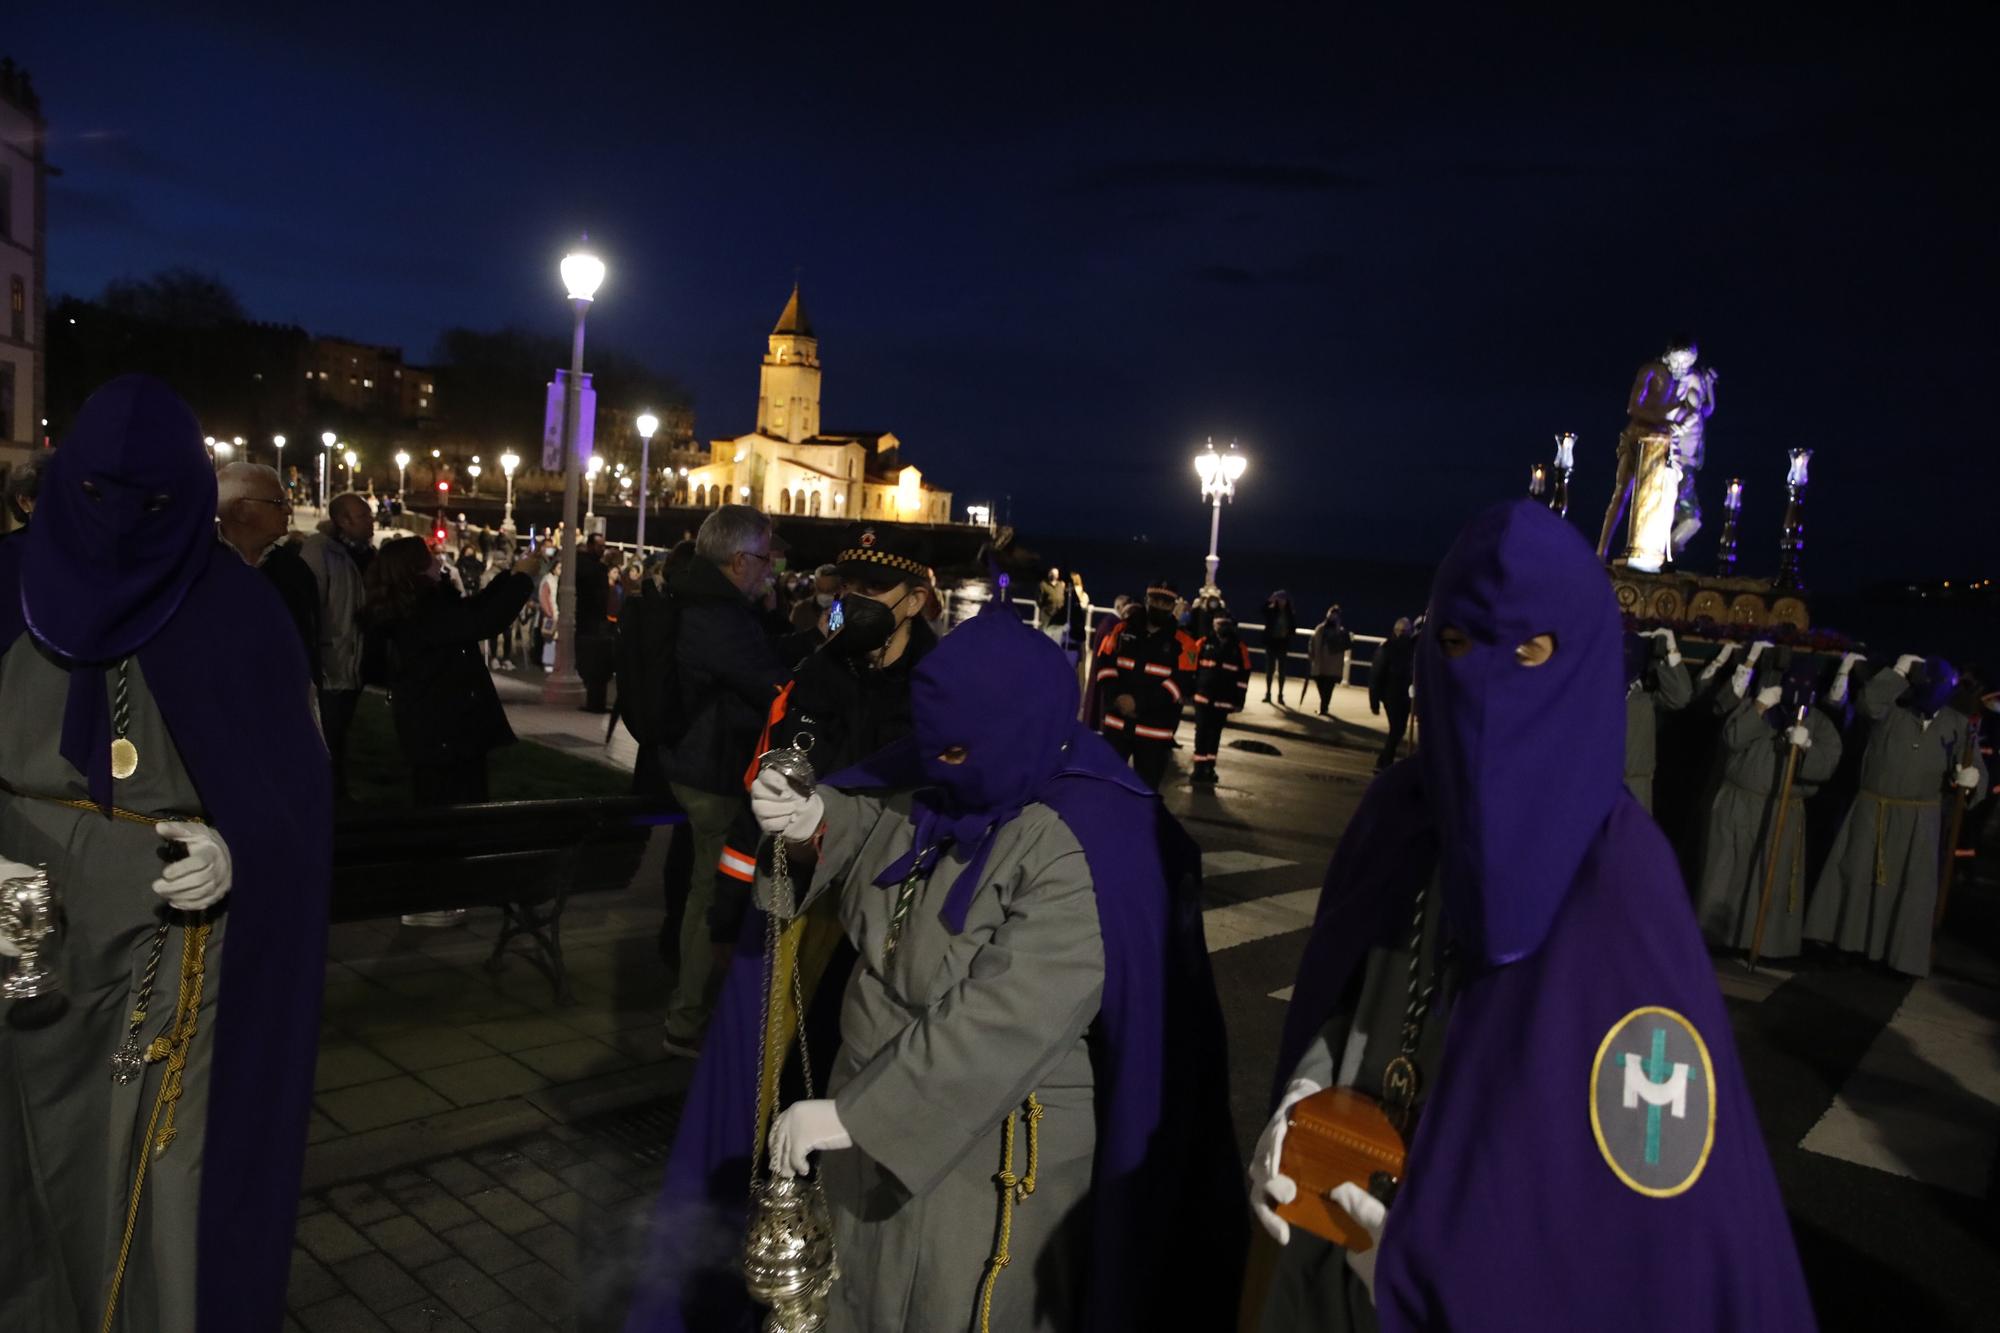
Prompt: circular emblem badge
<box><xmin>859</xmin><ymin>528</ymin><xmax>877</xmax><ymax>548</ymax></box>
<box><xmin>1589</xmin><ymin>1006</ymin><xmax>1715</xmax><ymax>1198</ymax></box>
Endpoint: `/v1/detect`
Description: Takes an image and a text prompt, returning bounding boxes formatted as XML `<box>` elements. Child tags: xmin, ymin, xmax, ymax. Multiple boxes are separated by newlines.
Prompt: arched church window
<box><xmin>810</xmin><ymin>491</ymin><xmax>822</xmax><ymax>516</ymax></box>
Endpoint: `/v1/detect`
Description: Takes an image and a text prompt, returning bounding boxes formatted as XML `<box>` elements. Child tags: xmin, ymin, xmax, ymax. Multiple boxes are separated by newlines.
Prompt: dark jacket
<box><xmin>383</xmin><ymin>572</ymin><xmax>533</xmax><ymax>765</ymax></box>
<box><xmin>1369</xmin><ymin>632</ymin><xmax>1418</xmax><ymax>711</ymax></box>
<box><xmin>1192</xmin><ymin>633</ymin><xmax>1253</xmax><ymax>714</ymax></box>
<box><xmin>260</xmin><ymin>541</ymin><xmax>324</xmax><ymax>688</ymax></box>
<box><xmin>1094</xmin><ymin>614</ymin><xmax>1197</xmax><ymax>737</ymax></box>
<box><xmin>664</xmin><ymin>557</ymin><xmax>790</xmax><ymax>795</ymax></box>
<box><xmin>1262</xmin><ymin>598</ymin><xmax>1298</xmax><ymax>647</ymax></box>
<box><xmin>575</xmin><ymin>548</ymin><xmax>611</xmax><ymax>631</ymax></box>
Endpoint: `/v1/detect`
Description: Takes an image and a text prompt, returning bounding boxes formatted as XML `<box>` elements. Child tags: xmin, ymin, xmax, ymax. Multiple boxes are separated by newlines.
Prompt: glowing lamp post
<box><xmin>500</xmin><ymin>452</ymin><xmax>520</xmax><ymax>535</ymax></box>
<box><xmin>1778</xmin><ymin>451</ymin><xmax>1811</xmax><ymax>591</ymax></box>
<box><xmin>546</xmin><ymin>242</ymin><xmax>606</xmax><ymax>707</ymax></box>
<box><xmin>1548</xmin><ymin>432</ymin><xmax>1576</xmax><ymax>517</ymax></box>
<box><xmin>1716</xmin><ymin>478</ymin><xmax>1743</xmax><ymax>577</ymax></box>
<box><xmin>273</xmin><ymin>434</ymin><xmax>286</xmax><ymax>473</ymax></box>
<box><xmin>342</xmin><ymin>449</ymin><xmax>358</xmax><ymax>490</ymax></box>
<box><xmin>394</xmin><ymin>450</ymin><xmax>412</xmax><ymax>502</ymax></box>
<box><xmin>468</xmin><ymin>461</ymin><xmax>482</xmax><ymax>498</ymax></box>
<box><xmin>586</xmin><ymin>454</ymin><xmax>604</xmax><ymax>520</ymax></box>
<box><xmin>1193</xmin><ymin>437</ymin><xmax>1247</xmax><ymax>597</ymax></box>
<box><xmin>320</xmin><ymin>431</ymin><xmax>336</xmax><ymax>508</ymax></box>
<box><xmin>635</xmin><ymin>411</ymin><xmax>659</xmax><ymax>558</ymax></box>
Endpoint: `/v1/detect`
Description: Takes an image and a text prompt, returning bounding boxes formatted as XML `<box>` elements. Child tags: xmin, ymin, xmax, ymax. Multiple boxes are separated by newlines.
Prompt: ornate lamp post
<box><xmin>1777</xmin><ymin>450</ymin><xmax>1811</xmax><ymax>591</ymax></box>
<box><xmin>1193</xmin><ymin>437</ymin><xmax>1247</xmax><ymax>597</ymax></box>
<box><xmin>635</xmin><ymin>411</ymin><xmax>659</xmax><ymax>559</ymax></box>
<box><xmin>467</xmin><ymin>461</ymin><xmax>482</xmax><ymax>499</ymax></box>
<box><xmin>1528</xmin><ymin>462</ymin><xmax>1547</xmax><ymax>498</ymax></box>
<box><xmin>1716</xmin><ymin>478</ymin><xmax>1743</xmax><ymax>577</ymax></box>
<box><xmin>1548</xmin><ymin>432</ymin><xmax>1576</xmax><ymax>517</ymax></box>
<box><xmin>545</xmin><ymin>242</ymin><xmax>606</xmax><ymax>707</ymax></box>
<box><xmin>394</xmin><ymin>450</ymin><xmax>411</xmax><ymax>502</ymax></box>
<box><xmin>500</xmin><ymin>452</ymin><xmax>520</xmax><ymax>535</ymax></box>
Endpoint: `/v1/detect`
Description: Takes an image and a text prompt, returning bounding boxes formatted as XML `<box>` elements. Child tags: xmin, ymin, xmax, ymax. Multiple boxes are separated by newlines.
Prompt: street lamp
<box><xmin>500</xmin><ymin>452</ymin><xmax>520</xmax><ymax>535</ymax></box>
<box><xmin>634</xmin><ymin>411</ymin><xmax>659</xmax><ymax>558</ymax></box>
<box><xmin>1193</xmin><ymin>437</ymin><xmax>1247</xmax><ymax>596</ymax></box>
<box><xmin>273</xmin><ymin>434</ymin><xmax>286</xmax><ymax>474</ymax></box>
<box><xmin>320</xmin><ymin>431</ymin><xmax>337</xmax><ymax>509</ymax></box>
<box><xmin>394</xmin><ymin>450</ymin><xmax>411</xmax><ymax>501</ymax></box>
<box><xmin>586</xmin><ymin>453</ymin><xmax>604</xmax><ymax>520</ymax></box>
<box><xmin>546</xmin><ymin>241</ymin><xmax>606</xmax><ymax>707</ymax></box>
<box><xmin>343</xmin><ymin>448</ymin><xmax>358</xmax><ymax>490</ymax></box>
<box><xmin>468</xmin><ymin>461</ymin><xmax>482</xmax><ymax>498</ymax></box>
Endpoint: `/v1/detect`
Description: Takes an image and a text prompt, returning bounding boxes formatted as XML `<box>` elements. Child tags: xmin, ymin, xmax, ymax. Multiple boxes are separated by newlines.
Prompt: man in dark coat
<box><xmin>1249</xmin><ymin>500</ymin><xmax>1813</xmax><ymax>1332</ymax></box>
<box><xmin>0</xmin><ymin>375</ymin><xmax>331</xmax><ymax>1333</ymax></box>
<box><xmin>575</xmin><ymin>531</ymin><xmax>615</xmax><ymax>712</ymax></box>
<box><xmin>217</xmin><ymin>461</ymin><xmax>321</xmax><ymax>684</ymax></box>
<box><xmin>1263</xmin><ymin>590</ymin><xmax>1299</xmax><ymax>704</ymax></box>
<box><xmin>661</xmin><ymin>505</ymin><xmax>790</xmax><ymax>1051</ymax></box>
<box><xmin>1368</xmin><ymin>617</ymin><xmax>1417</xmax><ymax>772</ymax></box>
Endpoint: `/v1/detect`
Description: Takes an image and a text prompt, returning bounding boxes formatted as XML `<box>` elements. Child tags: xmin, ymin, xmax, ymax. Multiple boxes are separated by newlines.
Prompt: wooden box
<box><xmin>1276</xmin><ymin>1087</ymin><xmax>1405</xmax><ymax>1251</ymax></box>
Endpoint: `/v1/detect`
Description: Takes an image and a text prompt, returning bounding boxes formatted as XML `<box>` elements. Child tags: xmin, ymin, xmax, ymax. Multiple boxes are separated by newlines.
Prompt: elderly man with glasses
<box><xmin>659</xmin><ymin>504</ymin><xmax>792</xmax><ymax>1054</ymax></box>
<box><xmin>217</xmin><ymin>461</ymin><xmax>320</xmax><ymax>684</ymax></box>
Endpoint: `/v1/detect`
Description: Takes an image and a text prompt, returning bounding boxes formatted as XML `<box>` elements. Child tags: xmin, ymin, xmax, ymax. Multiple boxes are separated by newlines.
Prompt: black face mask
<box><xmin>1146</xmin><ymin>607</ymin><xmax>1175</xmax><ymax>630</ymax></box>
<box><xmin>834</xmin><ymin>592</ymin><xmax>909</xmax><ymax>658</ymax></box>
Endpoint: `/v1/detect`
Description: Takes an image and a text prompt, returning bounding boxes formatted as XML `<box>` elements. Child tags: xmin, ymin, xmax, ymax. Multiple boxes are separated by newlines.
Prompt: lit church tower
<box><xmin>756</xmin><ymin>283</ymin><xmax>820</xmax><ymax>444</ymax></box>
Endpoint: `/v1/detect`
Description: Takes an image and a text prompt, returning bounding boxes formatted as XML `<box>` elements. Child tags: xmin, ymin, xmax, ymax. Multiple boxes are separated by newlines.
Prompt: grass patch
<box><xmin>346</xmin><ymin>690</ymin><xmax>629</xmax><ymax>807</ymax></box>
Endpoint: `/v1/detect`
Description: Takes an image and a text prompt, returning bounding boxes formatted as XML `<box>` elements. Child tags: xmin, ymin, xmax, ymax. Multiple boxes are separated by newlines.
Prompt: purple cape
<box><xmin>626</xmin><ymin>627</ymin><xmax>1241</xmax><ymax>1330</ymax></box>
<box><xmin>1276</xmin><ymin>500</ymin><xmax>1814</xmax><ymax>1330</ymax></box>
<box><xmin>2</xmin><ymin>376</ymin><xmax>331</xmax><ymax>1332</ymax></box>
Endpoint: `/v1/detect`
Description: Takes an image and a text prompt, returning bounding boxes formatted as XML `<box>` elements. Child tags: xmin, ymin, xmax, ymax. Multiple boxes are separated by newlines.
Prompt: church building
<box><xmin>685</xmin><ymin>285</ymin><xmax>953</xmax><ymax>524</ymax></box>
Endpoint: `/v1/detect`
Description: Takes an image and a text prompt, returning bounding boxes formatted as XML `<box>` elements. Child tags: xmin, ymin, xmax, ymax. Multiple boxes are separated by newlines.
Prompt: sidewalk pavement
<box><xmin>1203</xmin><ymin>678</ymin><xmax>1397</xmax><ymax>757</ymax></box>
<box><xmin>490</xmin><ymin>668</ymin><xmax>638</xmax><ymax>775</ymax></box>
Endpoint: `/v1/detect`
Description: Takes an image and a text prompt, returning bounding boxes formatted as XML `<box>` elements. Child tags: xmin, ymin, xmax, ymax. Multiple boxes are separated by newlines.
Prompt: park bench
<box><xmin>331</xmin><ymin>795</ymin><xmax>682</xmax><ymax>1004</ymax></box>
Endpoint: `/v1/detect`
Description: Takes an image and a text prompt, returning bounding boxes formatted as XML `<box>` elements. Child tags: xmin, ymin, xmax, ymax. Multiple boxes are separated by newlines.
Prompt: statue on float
<box><xmin>1596</xmin><ymin>334</ymin><xmax>1718</xmax><ymax>572</ymax></box>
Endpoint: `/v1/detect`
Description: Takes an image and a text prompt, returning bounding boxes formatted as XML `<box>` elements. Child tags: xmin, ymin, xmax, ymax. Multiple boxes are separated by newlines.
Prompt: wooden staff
<box><xmin>1935</xmin><ymin>717</ymin><xmax>1982</xmax><ymax>933</ymax></box>
<box><xmin>1748</xmin><ymin>701</ymin><xmax>1810</xmax><ymax>971</ymax></box>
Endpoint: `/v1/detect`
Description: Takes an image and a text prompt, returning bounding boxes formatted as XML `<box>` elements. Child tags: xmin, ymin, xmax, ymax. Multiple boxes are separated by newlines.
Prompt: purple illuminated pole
<box><xmin>543</xmin><ymin>244</ymin><xmax>605</xmax><ymax>707</ymax></box>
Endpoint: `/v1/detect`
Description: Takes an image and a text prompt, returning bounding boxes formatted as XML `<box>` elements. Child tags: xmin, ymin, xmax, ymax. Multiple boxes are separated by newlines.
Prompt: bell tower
<box><xmin>757</xmin><ymin>283</ymin><xmax>820</xmax><ymax>443</ymax></box>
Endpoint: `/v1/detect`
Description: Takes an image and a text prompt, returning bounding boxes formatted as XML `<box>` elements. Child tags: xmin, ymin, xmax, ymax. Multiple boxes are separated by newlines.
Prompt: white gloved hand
<box><xmin>1837</xmin><ymin>652</ymin><xmax>1865</xmax><ymax>674</ymax></box>
<box><xmin>1828</xmin><ymin>675</ymin><xmax>1850</xmax><ymax>705</ymax></box>
<box><xmin>1732</xmin><ymin>665</ymin><xmax>1755</xmax><ymax>697</ymax></box>
<box><xmin>1755</xmin><ymin>684</ymin><xmax>1783</xmax><ymax>711</ymax></box>
<box><xmin>1328</xmin><ymin>1182</ymin><xmax>1389</xmax><ymax>1304</ymax></box>
<box><xmin>1956</xmin><ymin>766</ymin><xmax>1982</xmax><ymax>791</ymax></box>
<box><xmin>1787</xmin><ymin>724</ymin><xmax>1813</xmax><ymax>749</ymax></box>
<box><xmin>1894</xmin><ymin>654</ymin><xmax>1924</xmax><ymax>677</ymax></box>
<box><xmin>152</xmin><ymin>822</ymin><xmax>232</xmax><ymax>911</ymax></box>
<box><xmin>1249</xmin><ymin>1077</ymin><xmax>1322</xmax><ymax>1245</ymax></box>
<box><xmin>768</xmin><ymin>1099</ymin><xmax>852</xmax><ymax>1178</ymax></box>
<box><xmin>1747</xmin><ymin>640</ymin><xmax>1774</xmax><ymax>663</ymax></box>
<box><xmin>750</xmin><ymin>768</ymin><xmax>825</xmax><ymax>843</ymax></box>
<box><xmin>0</xmin><ymin>857</ymin><xmax>38</xmax><ymax>957</ymax></box>
<box><xmin>1699</xmin><ymin>641</ymin><xmax>1737</xmax><ymax>683</ymax></box>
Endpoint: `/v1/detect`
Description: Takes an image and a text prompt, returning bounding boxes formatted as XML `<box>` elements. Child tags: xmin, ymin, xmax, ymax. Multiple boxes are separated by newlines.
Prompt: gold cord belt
<box><xmin>1862</xmin><ymin>790</ymin><xmax>1942</xmax><ymax>889</ymax></box>
<box><xmin>978</xmin><ymin>1093</ymin><xmax>1044</xmax><ymax>1333</ymax></box>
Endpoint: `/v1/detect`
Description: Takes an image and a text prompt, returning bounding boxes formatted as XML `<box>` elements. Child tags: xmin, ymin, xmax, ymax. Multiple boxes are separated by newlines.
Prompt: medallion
<box><xmin>110</xmin><ymin>737</ymin><xmax>139</xmax><ymax>781</ymax></box>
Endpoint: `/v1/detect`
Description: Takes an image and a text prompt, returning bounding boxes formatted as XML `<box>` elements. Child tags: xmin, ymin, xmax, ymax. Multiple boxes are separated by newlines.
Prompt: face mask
<box><xmin>815</xmin><ymin>592</ymin><xmax>835</xmax><ymax>609</ymax></box>
<box><xmin>834</xmin><ymin>591</ymin><xmax>912</xmax><ymax>658</ymax></box>
<box><xmin>1147</xmin><ymin>607</ymin><xmax>1175</xmax><ymax>630</ymax></box>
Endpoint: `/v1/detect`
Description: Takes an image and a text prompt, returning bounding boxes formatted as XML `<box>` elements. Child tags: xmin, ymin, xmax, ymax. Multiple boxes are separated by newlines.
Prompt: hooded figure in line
<box><xmin>0</xmin><ymin>376</ymin><xmax>330</xmax><ymax>1332</ymax></box>
<box><xmin>1247</xmin><ymin>500</ymin><xmax>1814</xmax><ymax>1332</ymax></box>
<box><xmin>625</xmin><ymin>607</ymin><xmax>1242</xmax><ymax>1331</ymax></box>
<box><xmin>1804</xmin><ymin>654</ymin><xmax>1986</xmax><ymax>976</ymax></box>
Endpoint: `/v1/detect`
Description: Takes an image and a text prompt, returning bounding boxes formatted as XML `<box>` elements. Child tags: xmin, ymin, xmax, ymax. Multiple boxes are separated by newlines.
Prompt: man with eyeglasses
<box><xmin>218</xmin><ymin>461</ymin><xmax>320</xmax><ymax>684</ymax></box>
<box><xmin>660</xmin><ymin>504</ymin><xmax>791</xmax><ymax>1053</ymax></box>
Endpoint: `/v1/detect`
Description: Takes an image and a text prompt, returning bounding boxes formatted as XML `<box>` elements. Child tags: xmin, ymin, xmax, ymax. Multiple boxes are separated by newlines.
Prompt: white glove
<box><xmin>1747</xmin><ymin>640</ymin><xmax>1774</xmax><ymax>663</ymax></box>
<box><xmin>0</xmin><ymin>856</ymin><xmax>38</xmax><ymax>957</ymax></box>
<box><xmin>1828</xmin><ymin>675</ymin><xmax>1850</xmax><ymax>705</ymax></box>
<box><xmin>152</xmin><ymin>822</ymin><xmax>232</xmax><ymax>911</ymax></box>
<box><xmin>1732</xmin><ymin>665</ymin><xmax>1755</xmax><ymax>697</ymax></box>
<box><xmin>768</xmin><ymin>1099</ymin><xmax>852</xmax><ymax>1177</ymax></box>
<box><xmin>750</xmin><ymin>768</ymin><xmax>825</xmax><ymax>843</ymax></box>
<box><xmin>1837</xmin><ymin>652</ymin><xmax>1865</xmax><ymax>674</ymax></box>
<box><xmin>1894</xmin><ymin>654</ymin><xmax>1924</xmax><ymax>677</ymax></box>
<box><xmin>1249</xmin><ymin>1077</ymin><xmax>1322</xmax><ymax>1245</ymax></box>
<box><xmin>1699</xmin><ymin>642</ymin><xmax>1737</xmax><ymax>683</ymax></box>
<box><xmin>1787</xmin><ymin>725</ymin><xmax>1813</xmax><ymax>750</ymax></box>
<box><xmin>1956</xmin><ymin>766</ymin><xmax>1982</xmax><ymax>791</ymax></box>
<box><xmin>1755</xmin><ymin>684</ymin><xmax>1783</xmax><ymax>711</ymax></box>
<box><xmin>1329</xmin><ymin>1182</ymin><xmax>1389</xmax><ymax>1304</ymax></box>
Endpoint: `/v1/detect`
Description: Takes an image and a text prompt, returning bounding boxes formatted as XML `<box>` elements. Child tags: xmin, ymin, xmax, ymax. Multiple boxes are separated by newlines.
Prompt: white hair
<box><xmin>695</xmin><ymin>504</ymin><xmax>772</xmax><ymax>566</ymax></box>
<box><xmin>217</xmin><ymin>461</ymin><xmax>284</xmax><ymax>510</ymax></box>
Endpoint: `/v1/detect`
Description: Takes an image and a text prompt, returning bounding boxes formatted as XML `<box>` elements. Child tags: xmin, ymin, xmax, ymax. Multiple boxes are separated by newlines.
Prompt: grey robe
<box><xmin>1804</xmin><ymin>670</ymin><xmax>1987</xmax><ymax>976</ymax></box>
<box><xmin>1624</xmin><ymin>658</ymin><xmax>1694</xmax><ymax>811</ymax></box>
<box><xmin>1694</xmin><ymin>698</ymin><xmax>1841</xmax><ymax>957</ymax></box>
<box><xmin>763</xmin><ymin>785</ymin><xmax>1106</xmax><ymax>1333</ymax></box>
<box><xmin>0</xmin><ymin>638</ymin><xmax>221</xmax><ymax>1333</ymax></box>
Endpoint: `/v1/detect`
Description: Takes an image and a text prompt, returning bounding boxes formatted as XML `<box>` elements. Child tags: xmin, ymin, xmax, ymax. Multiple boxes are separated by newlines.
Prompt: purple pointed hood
<box><xmin>1414</xmin><ymin>500</ymin><xmax>1623</xmax><ymax>965</ymax></box>
<box><xmin>22</xmin><ymin>374</ymin><xmax>217</xmax><ymax>664</ymax></box>
<box><xmin>912</xmin><ymin>607</ymin><xmax>1080</xmax><ymax>816</ymax></box>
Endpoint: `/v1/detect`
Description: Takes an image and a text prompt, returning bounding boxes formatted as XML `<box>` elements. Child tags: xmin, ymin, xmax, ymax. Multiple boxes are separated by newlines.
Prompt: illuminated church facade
<box><xmin>684</xmin><ymin>286</ymin><xmax>953</xmax><ymax>524</ymax></box>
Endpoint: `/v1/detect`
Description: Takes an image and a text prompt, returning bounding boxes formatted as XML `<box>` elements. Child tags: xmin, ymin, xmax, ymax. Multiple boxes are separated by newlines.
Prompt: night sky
<box><xmin>14</xmin><ymin>5</ymin><xmax>1996</xmax><ymax>586</ymax></box>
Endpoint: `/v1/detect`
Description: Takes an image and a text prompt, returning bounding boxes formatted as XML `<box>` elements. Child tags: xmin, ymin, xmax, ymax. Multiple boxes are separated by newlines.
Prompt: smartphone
<box><xmin>828</xmin><ymin>598</ymin><xmax>846</xmax><ymax>636</ymax></box>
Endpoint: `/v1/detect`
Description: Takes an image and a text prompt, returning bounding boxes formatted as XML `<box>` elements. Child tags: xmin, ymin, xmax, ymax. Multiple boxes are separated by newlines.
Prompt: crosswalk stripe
<box><xmin>1798</xmin><ymin>977</ymin><xmax>2000</xmax><ymax>1197</ymax></box>
<box><xmin>1201</xmin><ymin>889</ymin><xmax>1320</xmax><ymax>953</ymax></box>
<box><xmin>1202</xmin><ymin>850</ymin><xmax>1298</xmax><ymax>878</ymax></box>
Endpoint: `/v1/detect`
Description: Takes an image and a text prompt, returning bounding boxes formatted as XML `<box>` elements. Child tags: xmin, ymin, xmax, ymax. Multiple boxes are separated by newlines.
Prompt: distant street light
<box><xmin>635</xmin><ymin>411</ymin><xmax>660</xmax><ymax>559</ymax></box>
<box><xmin>343</xmin><ymin>448</ymin><xmax>358</xmax><ymax>490</ymax></box>
<box><xmin>1193</xmin><ymin>437</ymin><xmax>1247</xmax><ymax>596</ymax></box>
<box><xmin>586</xmin><ymin>453</ymin><xmax>605</xmax><ymax>520</ymax></box>
<box><xmin>468</xmin><ymin>461</ymin><xmax>482</xmax><ymax>499</ymax></box>
<box><xmin>500</xmin><ymin>452</ymin><xmax>520</xmax><ymax>535</ymax></box>
<box><xmin>546</xmin><ymin>240</ymin><xmax>606</xmax><ymax>707</ymax></box>
<box><xmin>273</xmin><ymin>434</ymin><xmax>286</xmax><ymax>473</ymax></box>
<box><xmin>394</xmin><ymin>450</ymin><xmax>412</xmax><ymax>501</ymax></box>
<box><xmin>319</xmin><ymin>431</ymin><xmax>336</xmax><ymax>508</ymax></box>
